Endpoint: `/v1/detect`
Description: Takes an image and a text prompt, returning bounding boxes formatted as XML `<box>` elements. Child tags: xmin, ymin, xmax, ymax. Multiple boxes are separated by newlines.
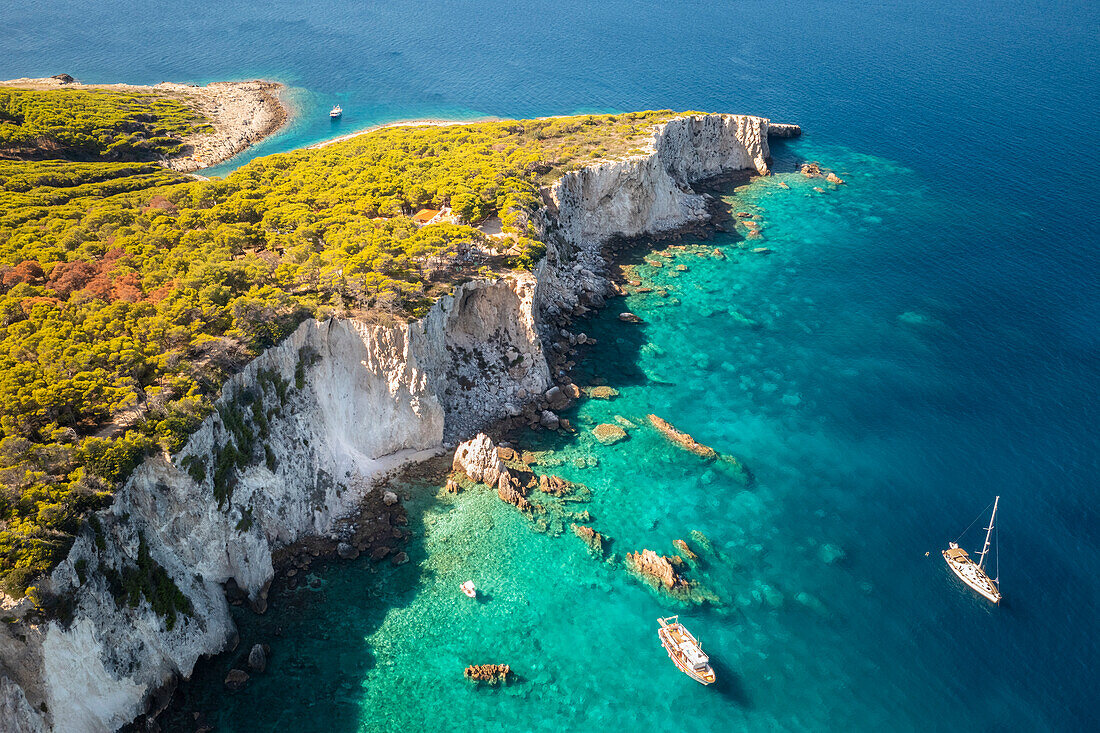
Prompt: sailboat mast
<box><xmin>978</xmin><ymin>495</ymin><xmax>1000</xmax><ymax>570</ymax></box>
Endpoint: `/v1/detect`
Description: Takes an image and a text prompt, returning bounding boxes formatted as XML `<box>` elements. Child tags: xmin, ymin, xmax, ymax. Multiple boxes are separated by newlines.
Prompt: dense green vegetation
<box><xmin>100</xmin><ymin>531</ymin><xmax>191</xmax><ymax>630</ymax></box>
<box><xmin>0</xmin><ymin>88</ymin><xmax>211</xmax><ymax>161</ymax></box>
<box><xmin>0</xmin><ymin>90</ymin><xmax>675</xmax><ymax>597</ymax></box>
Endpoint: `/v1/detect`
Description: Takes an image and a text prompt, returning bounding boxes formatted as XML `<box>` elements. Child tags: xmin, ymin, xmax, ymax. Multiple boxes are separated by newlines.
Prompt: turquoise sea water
<box><xmin>3</xmin><ymin>1</ymin><xmax>1097</xmax><ymax>731</ymax></box>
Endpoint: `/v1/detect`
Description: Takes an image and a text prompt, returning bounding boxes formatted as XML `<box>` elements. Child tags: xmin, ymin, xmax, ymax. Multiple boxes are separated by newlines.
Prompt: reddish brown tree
<box><xmin>48</xmin><ymin>261</ymin><xmax>98</xmax><ymax>297</ymax></box>
<box><xmin>2</xmin><ymin>261</ymin><xmax>46</xmax><ymax>289</ymax></box>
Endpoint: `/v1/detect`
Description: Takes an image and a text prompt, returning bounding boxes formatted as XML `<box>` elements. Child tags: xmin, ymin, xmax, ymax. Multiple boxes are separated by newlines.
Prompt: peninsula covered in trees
<box><xmin>0</xmin><ymin>84</ymin><xmax>676</xmax><ymax>597</ymax></box>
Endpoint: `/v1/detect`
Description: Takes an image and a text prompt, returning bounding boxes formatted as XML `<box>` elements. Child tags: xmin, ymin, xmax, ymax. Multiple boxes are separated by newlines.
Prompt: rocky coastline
<box><xmin>0</xmin><ymin>112</ymin><xmax>797</xmax><ymax>732</ymax></box>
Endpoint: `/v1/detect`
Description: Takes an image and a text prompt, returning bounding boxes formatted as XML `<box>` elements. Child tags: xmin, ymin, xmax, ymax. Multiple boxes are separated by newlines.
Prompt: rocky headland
<box><xmin>0</xmin><ymin>76</ymin><xmax>287</xmax><ymax>171</ymax></box>
<box><xmin>0</xmin><ymin>112</ymin><xmax>796</xmax><ymax>732</ymax></box>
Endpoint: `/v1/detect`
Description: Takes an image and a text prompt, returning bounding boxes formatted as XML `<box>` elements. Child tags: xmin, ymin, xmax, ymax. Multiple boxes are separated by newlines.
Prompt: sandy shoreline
<box><xmin>0</xmin><ymin>76</ymin><xmax>288</xmax><ymax>172</ymax></box>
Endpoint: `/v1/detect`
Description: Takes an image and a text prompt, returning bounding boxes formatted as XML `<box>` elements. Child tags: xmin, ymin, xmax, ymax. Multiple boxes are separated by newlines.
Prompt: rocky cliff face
<box><xmin>551</xmin><ymin>114</ymin><xmax>770</xmax><ymax>247</ymax></box>
<box><xmin>0</xmin><ymin>113</ymin><xmax>780</xmax><ymax>732</ymax></box>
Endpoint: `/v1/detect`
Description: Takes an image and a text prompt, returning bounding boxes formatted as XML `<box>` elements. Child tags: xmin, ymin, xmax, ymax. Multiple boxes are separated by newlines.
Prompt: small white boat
<box><xmin>460</xmin><ymin>580</ymin><xmax>477</xmax><ymax>598</ymax></box>
<box><xmin>657</xmin><ymin>615</ymin><xmax>716</xmax><ymax>685</ymax></box>
<box><xmin>329</xmin><ymin>105</ymin><xmax>343</xmax><ymax>119</ymax></box>
<box><xmin>943</xmin><ymin>496</ymin><xmax>1002</xmax><ymax>604</ymax></box>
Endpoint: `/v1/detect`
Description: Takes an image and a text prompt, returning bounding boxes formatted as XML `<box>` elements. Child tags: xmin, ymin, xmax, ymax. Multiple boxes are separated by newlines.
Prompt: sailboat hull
<box><xmin>943</xmin><ymin>546</ymin><xmax>1001</xmax><ymax>603</ymax></box>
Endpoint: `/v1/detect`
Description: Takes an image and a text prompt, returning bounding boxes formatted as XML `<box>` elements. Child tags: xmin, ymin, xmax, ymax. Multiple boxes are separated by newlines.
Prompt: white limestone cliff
<box><xmin>0</xmin><ymin>113</ymin><xmax>782</xmax><ymax>732</ymax></box>
<box><xmin>551</xmin><ymin>114</ymin><xmax>770</xmax><ymax>246</ymax></box>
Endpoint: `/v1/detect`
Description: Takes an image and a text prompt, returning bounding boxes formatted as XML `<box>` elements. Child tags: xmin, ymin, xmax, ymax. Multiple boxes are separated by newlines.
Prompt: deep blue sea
<box><xmin>4</xmin><ymin>1</ymin><xmax>1098</xmax><ymax>730</ymax></box>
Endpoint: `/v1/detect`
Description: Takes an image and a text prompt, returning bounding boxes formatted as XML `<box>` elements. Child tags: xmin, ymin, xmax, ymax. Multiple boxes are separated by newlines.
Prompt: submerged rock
<box><xmin>800</xmin><ymin>161</ymin><xmax>822</xmax><ymax>177</ymax></box>
<box><xmin>826</xmin><ymin>172</ymin><xmax>846</xmax><ymax>185</ymax></box>
<box><xmin>718</xmin><ymin>454</ymin><xmax>754</xmax><ymax>485</ymax></box>
<box><xmin>572</xmin><ymin>524</ymin><xmax>605</xmax><ymax>555</ymax></box>
<box><xmin>625</xmin><ymin>549</ymin><xmax>689</xmax><ymax>591</ymax></box>
<box><xmin>613</xmin><ymin>415</ymin><xmax>638</xmax><ymax>429</ymax></box>
<box><xmin>819</xmin><ymin>544</ymin><xmax>846</xmax><ymax>565</ymax></box>
<box><xmin>585</xmin><ymin>385</ymin><xmax>620</xmax><ymax>400</ymax></box>
<box><xmin>464</xmin><ymin>664</ymin><xmax>512</xmax><ymax>684</ymax></box>
<box><xmin>673</xmin><ymin>538</ymin><xmax>699</xmax><ymax>563</ymax></box>
<box><xmin>593</xmin><ymin>423</ymin><xmax>628</xmax><ymax>445</ymax></box>
<box><xmin>647</xmin><ymin>414</ymin><xmax>717</xmax><ymax>460</ymax></box>
<box><xmin>498</xmin><ymin>473</ymin><xmax>533</xmax><ymax>512</ymax></box>
<box><xmin>224</xmin><ymin>669</ymin><xmax>250</xmax><ymax>691</ymax></box>
<box><xmin>687</xmin><ymin>531</ymin><xmax>712</xmax><ymax>556</ymax></box>
<box><xmin>538</xmin><ymin>474</ymin><xmax>576</xmax><ymax>497</ymax></box>
<box><xmin>618</xmin><ymin>312</ymin><xmax>643</xmax><ymax>324</ymax></box>
<box><xmin>247</xmin><ymin>644</ymin><xmax>267</xmax><ymax>673</ymax></box>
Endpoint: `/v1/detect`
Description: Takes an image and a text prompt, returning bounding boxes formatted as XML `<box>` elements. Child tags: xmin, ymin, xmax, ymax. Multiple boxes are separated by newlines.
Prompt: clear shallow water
<box><xmin>4</xmin><ymin>0</ymin><xmax>1097</xmax><ymax>730</ymax></box>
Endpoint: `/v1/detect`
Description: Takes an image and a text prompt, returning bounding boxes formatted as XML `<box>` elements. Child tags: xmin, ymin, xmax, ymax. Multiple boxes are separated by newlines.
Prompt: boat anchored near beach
<box><xmin>942</xmin><ymin>496</ymin><xmax>1002</xmax><ymax>604</ymax></box>
<box><xmin>329</xmin><ymin>105</ymin><xmax>342</xmax><ymax>118</ymax></box>
<box><xmin>657</xmin><ymin>616</ymin><xmax>716</xmax><ymax>685</ymax></box>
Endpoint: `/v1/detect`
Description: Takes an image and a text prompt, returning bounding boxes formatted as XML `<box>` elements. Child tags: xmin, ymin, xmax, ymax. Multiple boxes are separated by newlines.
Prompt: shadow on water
<box><xmin>559</xmin><ymin>174</ymin><xmax>754</xmax><ymax>397</ymax></box>
<box><xmin>710</xmin><ymin>657</ymin><xmax>753</xmax><ymax>709</ymax></box>
<box><xmin>158</xmin><ymin>468</ymin><xmax>450</xmax><ymax>733</ymax></box>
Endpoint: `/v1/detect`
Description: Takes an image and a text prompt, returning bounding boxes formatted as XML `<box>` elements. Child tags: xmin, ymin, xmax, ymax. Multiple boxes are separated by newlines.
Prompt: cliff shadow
<box><xmin>764</xmin><ymin>137</ymin><xmax>806</xmax><ymax>175</ymax></box>
<box><xmin>156</xmin><ymin>457</ymin><xmax>453</xmax><ymax>733</ymax></box>
<box><xmin>558</xmin><ymin>176</ymin><xmax>753</xmax><ymax>396</ymax></box>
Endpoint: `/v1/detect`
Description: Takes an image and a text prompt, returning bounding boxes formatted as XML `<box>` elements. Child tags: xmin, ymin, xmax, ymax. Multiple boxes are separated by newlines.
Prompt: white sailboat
<box><xmin>942</xmin><ymin>496</ymin><xmax>1001</xmax><ymax>604</ymax></box>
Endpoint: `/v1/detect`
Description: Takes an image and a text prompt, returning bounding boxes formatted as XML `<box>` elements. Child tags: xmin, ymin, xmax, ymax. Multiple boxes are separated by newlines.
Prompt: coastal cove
<box><xmin>0</xmin><ymin>113</ymin><xmax>788</xmax><ymax>732</ymax></box>
<box><xmin>164</xmin><ymin>138</ymin><xmax>1096</xmax><ymax>732</ymax></box>
<box><xmin>0</xmin><ymin>0</ymin><xmax>1097</xmax><ymax>730</ymax></box>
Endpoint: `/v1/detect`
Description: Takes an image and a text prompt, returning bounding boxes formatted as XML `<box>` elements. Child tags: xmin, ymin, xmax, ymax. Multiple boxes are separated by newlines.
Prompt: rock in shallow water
<box><xmin>464</xmin><ymin>664</ymin><xmax>512</xmax><ymax>684</ymax></box>
<box><xmin>453</xmin><ymin>433</ymin><xmax>508</xmax><ymax>485</ymax></box>
<box><xmin>585</xmin><ymin>385</ymin><xmax>619</xmax><ymax>400</ymax></box>
<box><xmin>247</xmin><ymin>644</ymin><xmax>267</xmax><ymax>673</ymax></box>
<box><xmin>593</xmin><ymin>423</ymin><xmax>628</xmax><ymax>445</ymax></box>
<box><xmin>540</xmin><ymin>410</ymin><xmax>560</xmax><ymax>429</ymax></box>
<box><xmin>571</xmin><ymin>524</ymin><xmax>605</xmax><ymax>555</ymax></box>
<box><xmin>224</xmin><ymin>669</ymin><xmax>250</xmax><ymax>691</ymax></box>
